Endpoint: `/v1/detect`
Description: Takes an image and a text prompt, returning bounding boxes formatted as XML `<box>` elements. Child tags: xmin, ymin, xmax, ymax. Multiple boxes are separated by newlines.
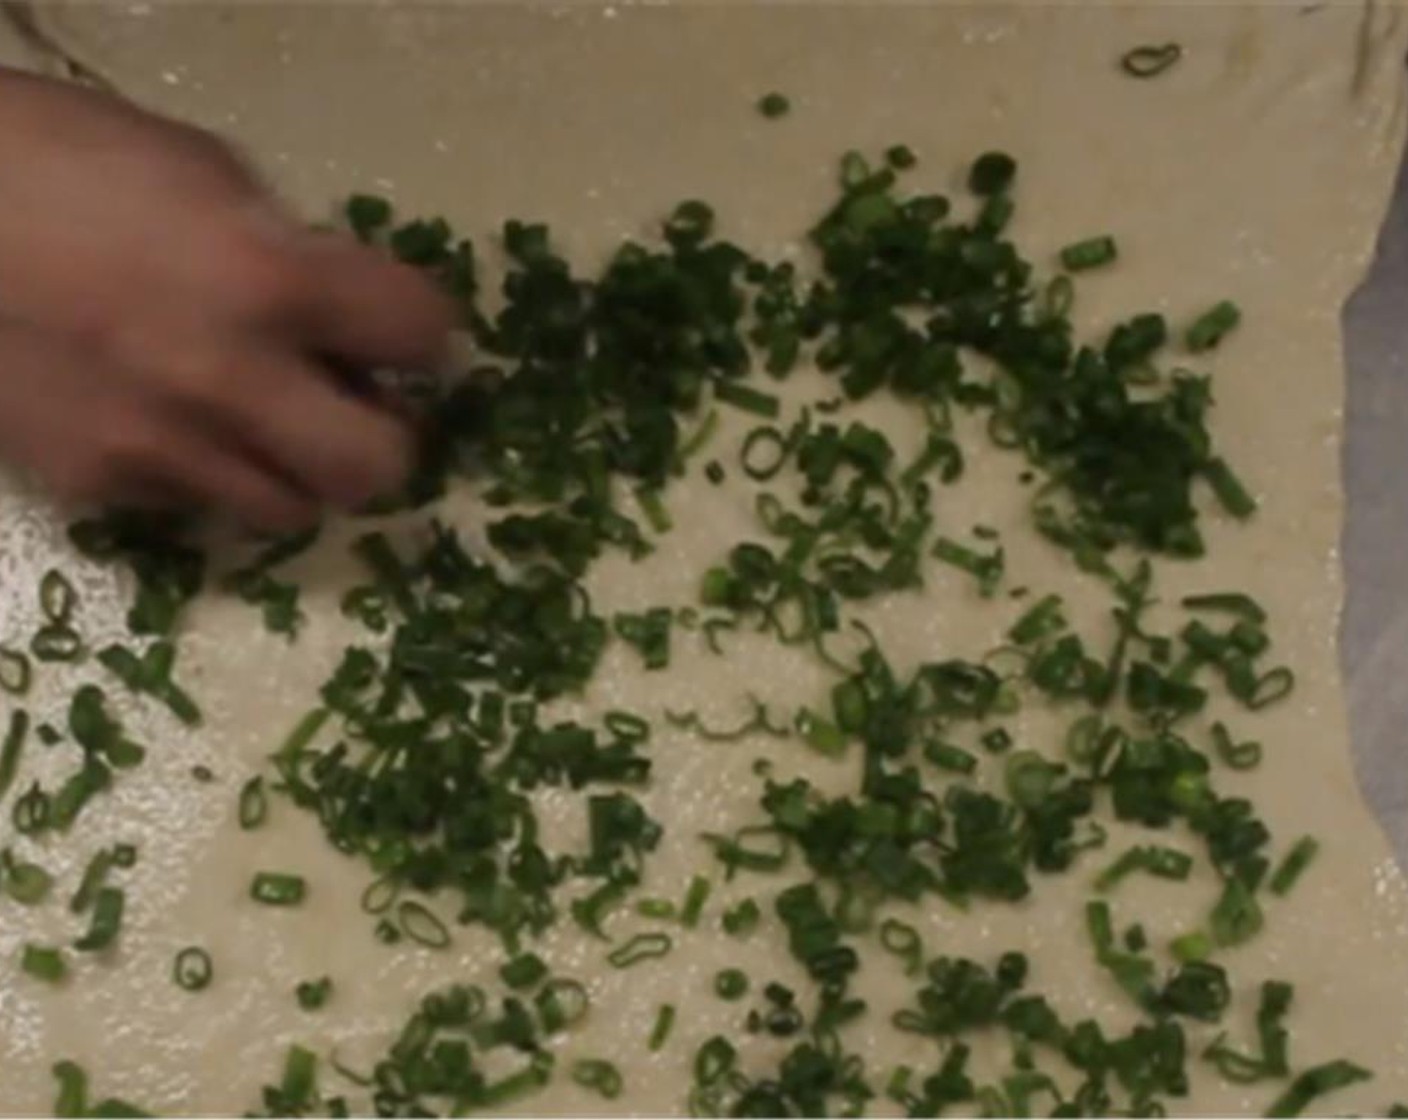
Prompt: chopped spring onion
<box><xmin>714</xmin><ymin>380</ymin><xmax>781</xmax><ymax>419</ymax></box>
<box><xmin>296</xmin><ymin>976</ymin><xmax>332</xmax><ymax>1011</ymax></box>
<box><xmin>237</xmin><ymin>776</ymin><xmax>267</xmax><ymax>830</ymax></box>
<box><xmin>606</xmin><ymin>932</ymin><xmax>673</xmax><ymax>968</ymax></box>
<box><xmin>679</xmin><ymin>875</ymin><xmax>712</xmax><ymax>929</ymax></box>
<box><xmin>250</xmin><ymin>872</ymin><xmax>306</xmax><ymax>907</ymax></box>
<box><xmin>0</xmin><ymin>710</ymin><xmax>28</xmax><ymax>804</ymax></box>
<box><xmin>714</xmin><ymin>968</ymin><xmax>749</xmax><ymax>1000</ymax></box>
<box><xmin>1269</xmin><ymin>836</ymin><xmax>1319</xmax><ymax>897</ymax></box>
<box><xmin>501</xmin><ymin>953</ymin><xmax>549</xmax><ymax>991</ymax></box>
<box><xmin>1186</xmin><ymin>299</ymin><xmax>1242</xmax><ymax>352</ymax></box>
<box><xmin>0</xmin><ymin>648</ymin><xmax>31</xmax><ymax>695</ymax></box>
<box><xmin>648</xmin><ymin>1003</ymin><xmax>677</xmax><ymax>1051</ymax></box>
<box><xmin>1121</xmin><ymin>42</ymin><xmax>1182</xmax><ymax>78</ymax></box>
<box><xmin>1060</xmin><ymin>236</ymin><xmax>1118</xmax><ymax>272</ymax></box>
<box><xmin>758</xmin><ymin>92</ymin><xmax>791</xmax><ymax>118</ymax></box>
<box><xmin>721</xmin><ymin>898</ymin><xmax>761</xmax><ymax>936</ymax></box>
<box><xmin>572</xmin><ymin>1058</ymin><xmax>623</xmax><ymax>1100</ymax></box>
<box><xmin>73</xmin><ymin>887</ymin><xmax>124</xmax><ymax>952</ymax></box>
<box><xmin>172</xmin><ymin>947</ymin><xmax>213</xmax><ymax>991</ymax></box>
<box><xmin>31</xmin><ymin>624</ymin><xmax>82</xmax><ymax>663</ymax></box>
<box><xmin>396</xmin><ymin>899</ymin><xmax>451</xmax><ymax>948</ymax></box>
<box><xmin>21</xmin><ymin>943</ymin><xmax>67</xmax><ymax>984</ymax></box>
<box><xmin>1266</xmin><ymin>1060</ymin><xmax>1372</xmax><ymax>1118</ymax></box>
<box><xmin>879</xmin><ymin>918</ymin><xmax>924</xmax><ymax>976</ymax></box>
<box><xmin>40</xmin><ymin>569</ymin><xmax>77</xmax><ymax>622</ymax></box>
<box><xmin>535</xmin><ymin>977</ymin><xmax>589</xmax><ymax>1033</ymax></box>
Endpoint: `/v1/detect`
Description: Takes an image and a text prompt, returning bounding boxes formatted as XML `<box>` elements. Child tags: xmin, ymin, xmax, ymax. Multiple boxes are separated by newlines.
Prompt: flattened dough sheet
<box><xmin>2</xmin><ymin>3</ymin><xmax>1408</xmax><ymax>1114</ymax></box>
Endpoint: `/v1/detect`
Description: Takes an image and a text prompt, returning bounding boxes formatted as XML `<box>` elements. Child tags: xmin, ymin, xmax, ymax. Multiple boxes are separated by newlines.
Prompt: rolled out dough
<box><xmin>1</xmin><ymin>3</ymin><xmax>1408</xmax><ymax>1115</ymax></box>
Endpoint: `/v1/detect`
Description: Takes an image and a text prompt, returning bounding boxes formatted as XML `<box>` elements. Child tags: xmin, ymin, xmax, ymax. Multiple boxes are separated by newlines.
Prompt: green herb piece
<box><xmin>501</xmin><ymin>953</ymin><xmax>549</xmax><ymax>991</ymax></box>
<box><xmin>1060</xmin><ymin>236</ymin><xmax>1118</xmax><ymax>272</ymax></box>
<box><xmin>2</xmin><ymin>851</ymin><xmax>53</xmax><ymax>905</ymax></box>
<box><xmin>1204</xmin><ymin>979</ymin><xmax>1292</xmax><ymax>1083</ymax></box>
<box><xmin>969</xmin><ymin>151</ymin><xmax>1017</xmax><ymax>196</ymax></box>
<box><xmin>0</xmin><ymin>648</ymin><xmax>31</xmax><ymax>696</ymax></box>
<box><xmin>1170</xmin><ymin>930</ymin><xmax>1214</xmax><ymax>963</ymax></box>
<box><xmin>885</xmin><ymin>144</ymin><xmax>917</xmax><ymax>170</ymax></box>
<box><xmin>346</xmin><ymin>193</ymin><xmax>392</xmax><ymax>240</ymax></box>
<box><xmin>172</xmin><ymin>947</ymin><xmax>213</xmax><ymax>991</ymax></box>
<box><xmin>0</xmin><ymin>709</ymin><xmax>29</xmax><ymax>804</ymax></box>
<box><xmin>21</xmin><ymin>943</ymin><xmax>67</xmax><ymax>983</ymax></box>
<box><xmin>1186</xmin><ymin>299</ymin><xmax>1241</xmax><ymax>352</ymax></box>
<box><xmin>1210</xmin><ymin>877</ymin><xmax>1263</xmax><ymax>947</ymax></box>
<box><xmin>931</xmin><ymin>537</ymin><xmax>1003</xmax><ymax>596</ymax></box>
<box><xmin>714</xmin><ymin>380</ymin><xmax>781</xmax><ymax>419</ymax></box>
<box><xmin>758</xmin><ymin>92</ymin><xmax>791</xmax><ymax>118</ymax></box>
<box><xmin>74</xmin><ymin>887</ymin><xmax>124</xmax><ymax>952</ymax></box>
<box><xmin>397</xmin><ymin>899</ymin><xmax>451</xmax><ymax>948</ymax></box>
<box><xmin>1269</xmin><ymin>836</ymin><xmax>1319</xmax><ymax>897</ymax></box>
<box><xmin>295</xmin><ymin>976</ymin><xmax>332</xmax><ymax>1011</ymax></box>
<box><xmin>648</xmin><ymin>1003</ymin><xmax>676</xmax><ymax>1051</ymax></box>
<box><xmin>1095</xmin><ymin>845</ymin><xmax>1193</xmax><ymax>891</ymax></box>
<box><xmin>879</xmin><ymin>918</ymin><xmax>924</xmax><ymax>976</ymax></box>
<box><xmin>536</xmin><ymin>977</ymin><xmax>589</xmax><ymax>1034</ymax></box>
<box><xmin>1266</xmin><ymin>1060</ymin><xmax>1372</xmax><ymax>1117</ymax></box>
<box><xmin>31</xmin><ymin>624</ymin><xmax>82</xmax><ymax>663</ymax></box>
<box><xmin>1122</xmin><ymin>42</ymin><xmax>1182</xmax><ymax>78</ymax></box>
<box><xmin>12</xmin><ymin>782</ymin><xmax>49</xmax><ymax>835</ymax></box>
<box><xmin>96</xmin><ymin>641</ymin><xmax>201</xmax><ymax>727</ymax></box>
<box><xmin>1211</xmin><ymin>721</ymin><xmax>1262</xmax><ymax>770</ymax></box>
<box><xmin>70</xmin><ymin>847</ymin><xmax>122</xmax><ymax>914</ymax></box>
<box><xmin>636</xmin><ymin>897</ymin><xmax>676</xmax><ymax>920</ymax></box>
<box><xmin>40</xmin><ymin>569</ymin><xmax>77</xmax><ymax>622</ymax></box>
<box><xmin>679</xmin><ymin>875</ymin><xmax>712</xmax><ymax>928</ymax></box>
<box><xmin>722</xmin><ymin>898</ymin><xmax>761</xmax><ymax>936</ymax></box>
<box><xmin>607</xmin><ymin>932</ymin><xmax>673</xmax><ymax>968</ymax></box>
<box><xmin>53</xmin><ymin>1060</ymin><xmax>89</xmax><ymax>1118</ymax></box>
<box><xmin>924</xmin><ymin>740</ymin><xmax>978</xmax><ymax>775</ymax></box>
<box><xmin>237</xmin><ymin>777</ymin><xmax>268</xmax><ymax>830</ymax></box>
<box><xmin>250</xmin><ymin>872</ymin><xmax>306</xmax><ymax>907</ymax></box>
<box><xmin>614</xmin><ymin>607</ymin><xmax>672</xmax><ymax>670</ymax></box>
<box><xmin>572</xmin><ymin>1058</ymin><xmax>623</xmax><ymax>1100</ymax></box>
<box><xmin>1182</xmin><ymin>592</ymin><xmax>1267</xmax><ymax>625</ymax></box>
<box><xmin>714</xmin><ymin>967</ymin><xmax>749</xmax><ymax>1000</ymax></box>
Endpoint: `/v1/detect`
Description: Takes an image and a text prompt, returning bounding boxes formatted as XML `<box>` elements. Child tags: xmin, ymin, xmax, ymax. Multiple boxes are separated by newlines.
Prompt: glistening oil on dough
<box><xmin>1</xmin><ymin>3</ymin><xmax>1407</xmax><ymax>1115</ymax></box>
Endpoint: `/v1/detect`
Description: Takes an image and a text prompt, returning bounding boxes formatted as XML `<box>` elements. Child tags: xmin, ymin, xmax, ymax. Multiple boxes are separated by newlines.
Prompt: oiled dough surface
<box><xmin>1</xmin><ymin>4</ymin><xmax>1407</xmax><ymax>1115</ymax></box>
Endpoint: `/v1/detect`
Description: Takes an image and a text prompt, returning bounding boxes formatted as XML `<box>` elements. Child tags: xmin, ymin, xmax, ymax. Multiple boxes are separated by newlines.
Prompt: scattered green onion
<box><xmin>1060</xmin><ymin>236</ymin><xmax>1118</xmax><ymax>272</ymax></box>
<box><xmin>714</xmin><ymin>968</ymin><xmax>749</xmax><ymax>1000</ymax></box>
<box><xmin>250</xmin><ymin>872</ymin><xmax>306</xmax><ymax>907</ymax></box>
<box><xmin>21</xmin><ymin>943</ymin><xmax>67</xmax><ymax>984</ymax></box>
<box><xmin>572</xmin><ymin>1058</ymin><xmax>623</xmax><ymax>1100</ymax></box>
<box><xmin>648</xmin><ymin>1003</ymin><xmax>677</xmax><ymax>1051</ymax></box>
<box><xmin>237</xmin><ymin>776</ymin><xmax>267</xmax><ymax>830</ymax></box>
<box><xmin>296</xmin><ymin>976</ymin><xmax>332</xmax><ymax>1011</ymax></box>
<box><xmin>1269</xmin><ymin>836</ymin><xmax>1319</xmax><ymax>897</ymax></box>
<box><xmin>607</xmin><ymin>932</ymin><xmax>673</xmax><ymax>968</ymax></box>
<box><xmin>172</xmin><ymin>947</ymin><xmax>213</xmax><ymax>991</ymax></box>
<box><xmin>396</xmin><ymin>899</ymin><xmax>451</xmax><ymax>948</ymax></box>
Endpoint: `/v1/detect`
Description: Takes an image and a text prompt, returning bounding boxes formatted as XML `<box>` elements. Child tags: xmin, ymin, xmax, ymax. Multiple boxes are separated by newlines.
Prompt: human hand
<box><xmin>0</xmin><ymin>68</ymin><xmax>453</xmax><ymax>530</ymax></box>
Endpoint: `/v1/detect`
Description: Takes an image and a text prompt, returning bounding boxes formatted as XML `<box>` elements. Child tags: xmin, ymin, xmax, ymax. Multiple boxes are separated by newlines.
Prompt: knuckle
<box><xmin>336</xmin><ymin>421</ymin><xmax>413</xmax><ymax>506</ymax></box>
<box><xmin>170</xmin><ymin>122</ymin><xmax>255</xmax><ymax>187</ymax></box>
<box><xmin>221</xmin><ymin>237</ymin><xmax>308</xmax><ymax>320</ymax></box>
<box><xmin>93</xmin><ymin>416</ymin><xmax>168</xmax><ymax>475</ymax></box>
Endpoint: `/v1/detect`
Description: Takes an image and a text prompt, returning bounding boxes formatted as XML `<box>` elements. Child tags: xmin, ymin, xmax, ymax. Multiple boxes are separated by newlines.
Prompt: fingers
<box><xmin>175</xmin><ymin>342</ymin><xmax>416</xmax><ymax>511</ymax></box>
<box><xmin>105</xmin><ymin>421</ymin><xmax>318</xmax><ymax>534</ymax></box>
<box><xmin>0</xmin><ymin>319</ymin><xmax>315</xmax><ymax>532</ymax></box>
<box><xmin>288</xmin><ymin>229</ymin><xmax>456</xmax><ymax>370</ymax></box>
